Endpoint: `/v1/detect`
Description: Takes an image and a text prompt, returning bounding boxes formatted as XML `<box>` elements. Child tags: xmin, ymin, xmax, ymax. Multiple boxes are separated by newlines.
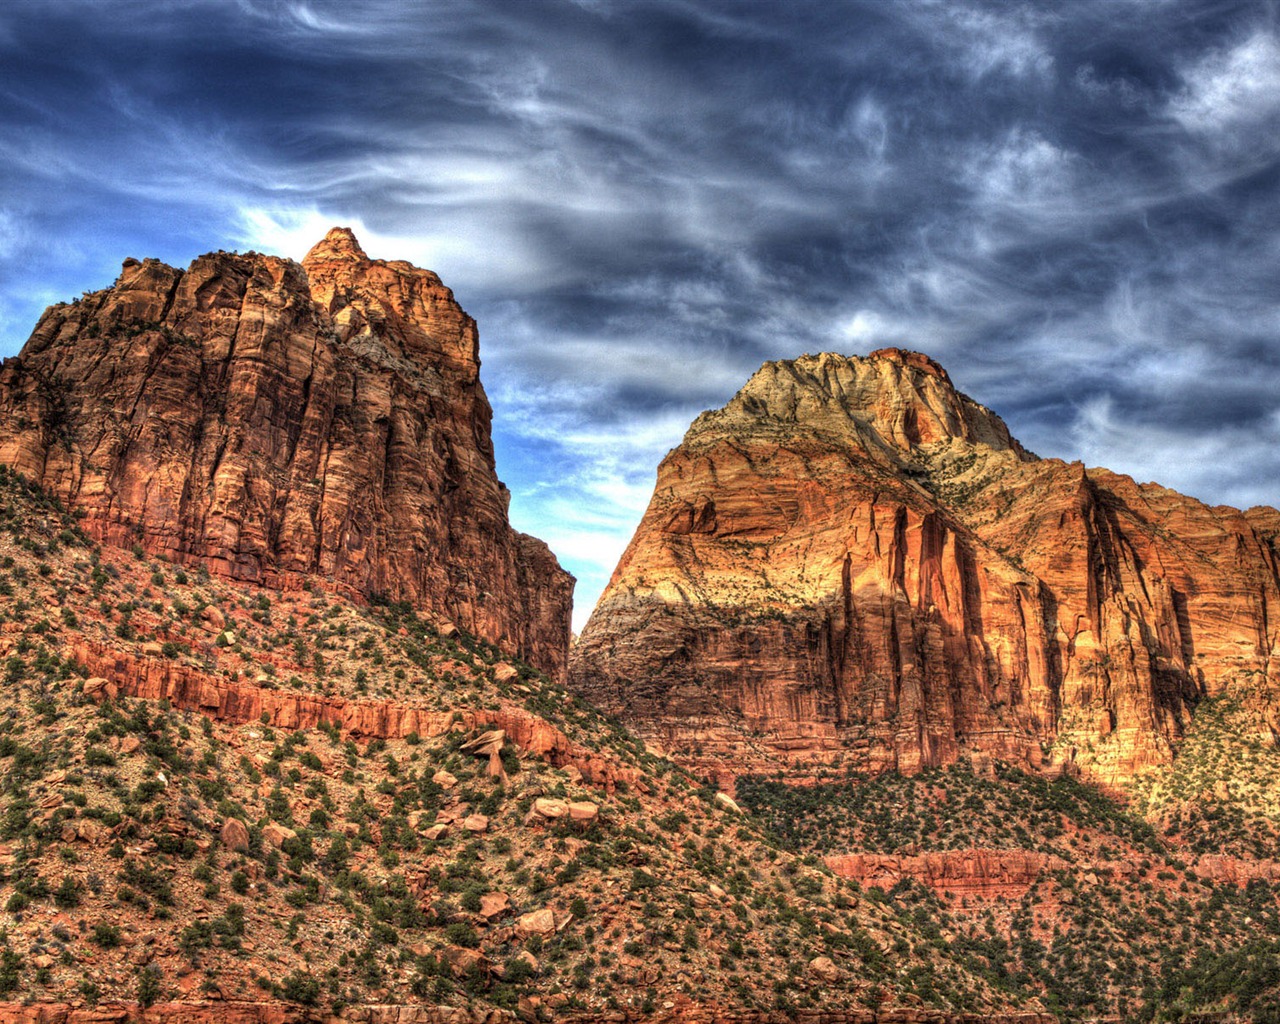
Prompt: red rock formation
<box><xmin>824</xmin><ymin>849</ymin><xmax>1070</xmax><ymax>899</ymax></box>
<box><xmin>61</xmin><ymin>638</ymin><xmax>636</xmax><ymax>792</ymax></box>
<box><xmin>570</xmin><ymin>350</ymin><xmax>1280</xmax><ymax>788</ymax></box>
<box><xmin>0</xmin><ymin>229</ymin><xmax>572</xmax><ymax>677</ymax></box>
<box><xmin>1192</xmin><ymin>854</ymin><xmax>1280</xmax><ymax>885</ymax></box>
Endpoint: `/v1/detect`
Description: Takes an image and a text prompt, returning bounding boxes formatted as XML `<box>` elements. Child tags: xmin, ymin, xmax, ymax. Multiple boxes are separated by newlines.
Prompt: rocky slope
<box><xmin>570</xmin><ymin>349</ymin><xmax>1280</xmax><ymax>789</ymax></box>
<box><xmin>735</xmin><ymin>762</ymin><xmax>1280</xmax><ymax>1021</ymax></box>
<box><xmin>0</xmin><ymin>466</ymin><xmax>1047</xmax><ymax>1022</ymax></box>
<box><xmin>0</xmin><ymin>229</ymin><xmax>572</xmax><ymax>678</ymax></box>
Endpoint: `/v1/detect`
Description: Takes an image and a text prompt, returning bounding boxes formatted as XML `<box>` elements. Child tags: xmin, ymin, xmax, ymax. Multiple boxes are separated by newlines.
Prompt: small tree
<box><xmin>136</xmin><ymin>965</ymin><xmax>163</xmax><ymax>1008</ymax></box>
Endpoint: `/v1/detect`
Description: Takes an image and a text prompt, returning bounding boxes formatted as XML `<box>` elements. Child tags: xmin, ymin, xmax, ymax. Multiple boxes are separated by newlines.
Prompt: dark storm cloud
<box><xmin>2</xmin><ymin>0</ymin><xmax>1279</xmax><ymax>625</ymax></box>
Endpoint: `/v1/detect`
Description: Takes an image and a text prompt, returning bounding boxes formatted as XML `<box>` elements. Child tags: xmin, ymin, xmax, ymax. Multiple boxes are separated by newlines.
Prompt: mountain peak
<box><xmin>693</xmin><ymin>350</ymin><xmax>1026</xmax><ymax>457</ymax></box>
<box><xmin>0</xmin><ymin>235</ymin><xmax>573</xmax><ymax>678</ymax></box>
<box><xmin>304</xmin><ymin>226</ymin><xmax>368</xmax><ymax>265</ymax></box>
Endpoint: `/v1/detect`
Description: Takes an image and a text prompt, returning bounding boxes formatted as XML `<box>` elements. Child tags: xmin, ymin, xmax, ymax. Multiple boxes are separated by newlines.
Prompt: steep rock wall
<box><xmin>0</xmin><ymin>229</ymin><xmax>572</xmax><ymax>677</ymax></box>
<box><xmin>571</xmin><ymin>350</ymin><xmax>1280</xmax><ymax>787</ymax></box>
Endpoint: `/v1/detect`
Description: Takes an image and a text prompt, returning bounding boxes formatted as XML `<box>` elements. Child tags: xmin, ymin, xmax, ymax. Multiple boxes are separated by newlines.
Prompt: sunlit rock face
<box><xmin>0</xmin><ymin>228</ymin><xmax>573</xmax><ymax>678</ymax></box>
<box><xmin>570</xmin><ymin>349</ymin><xmax>1280</xmax><ymax>788</ymax></box>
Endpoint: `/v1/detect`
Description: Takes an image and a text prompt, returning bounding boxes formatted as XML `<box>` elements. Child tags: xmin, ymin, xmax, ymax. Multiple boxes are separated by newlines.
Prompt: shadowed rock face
<box><xmin>570</xmin><ymin>349</ymin><xmax>1280</xmax><ymax>788</ymax></box>
<box><xmin>0</xmin><ymin>228</ymin><xmax>573</xmax><ymax>678</ymax></box>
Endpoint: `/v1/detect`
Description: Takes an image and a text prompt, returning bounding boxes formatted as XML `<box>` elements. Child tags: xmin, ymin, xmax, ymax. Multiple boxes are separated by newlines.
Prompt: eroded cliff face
<box><xmin>0</xmin><ymin>228</ymin><xmax>573</xmax><ymax>677</ymax></box>
<box><xmin>58</xmin><ymin>637</ymin><xmax>639</xmax><ymax>792</ymax></box>
<box><xmin>570</xmin><ymin>349</ymin><xmax>1280</xmax><ymax>788</ymax></box>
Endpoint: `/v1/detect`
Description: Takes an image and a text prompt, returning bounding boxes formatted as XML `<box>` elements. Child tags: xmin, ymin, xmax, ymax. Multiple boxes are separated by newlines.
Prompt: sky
<box><xmin>3</xmin><ymin>0</ymin><xmax>1280</xmax><ymax>630</ymax></box>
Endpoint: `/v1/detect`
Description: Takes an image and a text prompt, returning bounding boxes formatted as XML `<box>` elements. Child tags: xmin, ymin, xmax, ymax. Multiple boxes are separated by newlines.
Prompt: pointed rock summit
<box><xmin>304</xmin><ymin>225</ymin><xmax>369</xmax><ymax>263</ymax></box>
<box><xmin>570</xmin><ymin>349</ymin><xmax>1280</xmax><ymax>790</ymax></box>
<box><xmin>0</xmin><ymin>232</ymin><xmax>574</xmax><ymax>677</ymax></box>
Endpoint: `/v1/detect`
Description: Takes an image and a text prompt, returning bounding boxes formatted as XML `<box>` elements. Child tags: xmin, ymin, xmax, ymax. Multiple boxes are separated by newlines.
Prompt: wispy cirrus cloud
<box><xmin>919</xmin><ymin>0</ymin><xmax>1056</xmax><ymax>81</ymax></box>
<box><xmin>1071</xmin><ymin>393</ymin><xmax>1280</xmax><ymax>511</ymax></box>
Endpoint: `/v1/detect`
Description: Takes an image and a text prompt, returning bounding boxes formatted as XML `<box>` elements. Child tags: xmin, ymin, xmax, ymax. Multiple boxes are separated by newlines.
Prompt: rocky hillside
<box><xmin>0</xmin><ymin>229</ymin><xmax>572</xmax><ymax>679</ymax></box>
<box><xmin>0</xmin><ymin>464</ymin><xmax>1050</xmax><ymax>1023</ymax></box>
<box><xmin>570</xmin><ymin>349</ymin><xmax>1280</xmax><ymax>790</ymax></box>
<box><xmin>736</xmin><ymin>762</ymin><xmax>1280</xmax><ymax>1022</ymax></box>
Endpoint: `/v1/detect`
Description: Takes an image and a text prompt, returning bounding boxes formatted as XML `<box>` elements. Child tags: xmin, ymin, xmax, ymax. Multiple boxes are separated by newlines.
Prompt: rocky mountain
<box><xmin>2</xmin><ymin>234</ymin><xmax>1279</xmax><ymax>1024</ymax></box>
<box><xmin>570</xmin><ymin>349</ymin><xmax>1280</xmax><ymax>790</ymax></box>
<box><xmin>0</xmin><ymin>463</ymin><xmax>1052</xmax><ymax>1023</ymax></box>
<box><xmin>734</xmin><ymin>760</ymin><xmax>1280</xmax><ymax>1020</ymax></box>
<box><xmin>0</xmin><ymin>229</ymin><xmax>572</xmax><ymax>678</ymax></box>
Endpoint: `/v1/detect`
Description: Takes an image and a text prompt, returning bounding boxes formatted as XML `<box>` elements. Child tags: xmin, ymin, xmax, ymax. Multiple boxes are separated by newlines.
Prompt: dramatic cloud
<box><xmin>2</xmin><ymin>0</ymin><xmax>1278</xmax><ymax>628</ymax></box>
<box><xmin>1169</xmin><ymin>29</ymin><xmax>1280</xmax><ymax>136</ymax></box>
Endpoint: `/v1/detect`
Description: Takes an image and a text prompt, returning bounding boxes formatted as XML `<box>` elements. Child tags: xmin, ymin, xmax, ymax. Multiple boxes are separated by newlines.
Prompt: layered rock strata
<box><xmin>823</xmin><ymin>849</ymin><xmax>1070</xmax><ymax>899</ymax></box>
<box><xmin>54</xmin><ymin>637</ymin><xmax>637</xmax><ymax>792</ymax></box>
<box><xmin>0</xmin><ymin>229</ymin><xmax>572</xmax><ymax>677</ymax></box>
<box><xmin>571</xmin><ymin>349</ymin><xmax>1280</xmax><ymax>787</ymax></box>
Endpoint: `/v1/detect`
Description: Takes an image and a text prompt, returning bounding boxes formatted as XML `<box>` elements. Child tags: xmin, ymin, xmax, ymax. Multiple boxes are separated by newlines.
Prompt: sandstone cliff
<box><xmin>58</xmin><ymin>637</ymin><xmax>639</xmax><ymax>792</ymax></box>
<box><xmin>570</xmin><ymin>349</ymin><xmax>1280</xmax><ymax>787</ymax></box>
<box><xmin>823</xmin><ymin>849</ymin><xmax>1071</xmax><ymax>899</ymax></box>
<box><xmin>0</xmin><ymin>228</ymin><xmax>572</xmax><ymax>677</ymax></box>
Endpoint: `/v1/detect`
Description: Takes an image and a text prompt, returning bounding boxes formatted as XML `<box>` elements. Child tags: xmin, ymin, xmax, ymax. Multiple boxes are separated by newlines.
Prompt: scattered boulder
<box><xmin>462</xmin><ymin>813</ymin><xmax>490</xmax><ymax>834</ymax></box>
<box><xmin>73</xmin><ymin>820</ymin><xmax>105</xmax><ymax>844</ymax></box>
<box><xmin>423</xmin><ymin>824</ymin><xmax>448</xmax><ymax>842</ymax></box>
<box><xmin>568</xmin><ymin>801</ymin><xmax>599</xmax><ymax>824</ymax></box>
<box><xmin>83</xmin><ymin>677</ymin><xmax>117</xmax><ymax>700</ymax></box>
<box><xmin>514</xmin><ymin>907</ymin><xmax>557</xmax><ymax>941</ymax></box>
<box><xmin>221</xmin><ymin>818</ymin><xmax>251</xmax><ymax>853</ymax></box>
<box><xmin>809</xmin><ymin>956</ymin><xmax>840</xmax><ymax>984</ymax></box>
<box><xmin>262</xmin><ymin>822</ymin><xmax>297</xmax><ymax>849</ymax></box>
<box><xmin>494</xmin><ymin>663</ymin><xmax>519</xmax><ymax>683</ymax></box>
<box><xmin>436</xmin><ymin>805</ymin><xmax>468</xmax><ymax>824</ymax></box>
<box><xmin>433</xmin><ymin>770</ymin><xmax>458</xmax><ymax>790</ymax></box>
<box><xmin>441</xmin><ymin>945</ymin><xmax>488</xmax><ymax>979</ymax></box>
<box><xmin>715</xmin><ymin>792</ymin><xmax>742</xmax><ymax>814</ymax></box>
<box><xmin>532</xmin><ymin>798</ymin><xmax>568</xmax><ymax>820</ymax></box>
<box><xmin>515</xmin><ymin>949</ymin><xmax>540</xmax><ymax>974</ymax></box>
<box><xmin>479</xmin><ymin>892</ymin><xmax>511</xmax><ymax>919</ymax></box>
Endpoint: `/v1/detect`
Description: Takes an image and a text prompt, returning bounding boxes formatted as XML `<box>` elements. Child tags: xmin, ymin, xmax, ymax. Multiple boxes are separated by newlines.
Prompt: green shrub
<box><xmin>136</xmin><ymin>965</ymin><xmax>162</xmax><ymax>1008</ymax></box>
<box><xmin>444</xmin><ymin>921</ymin><xmax>479</xmax><ymax>948</ymax></box>
<box><xmin>279</xmin><ymin>970</ymin><xmax>320</xmax><ymax>1005</ymax></box>
<box><xmin>0</xmin><ymin>949</ymin><xmax>20</xmax><ymax>995</ymax></box>
<box><xmin>91</xmin><ymin>923</ymin><xmax>122</xmax><ymax>948</ymax></box>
